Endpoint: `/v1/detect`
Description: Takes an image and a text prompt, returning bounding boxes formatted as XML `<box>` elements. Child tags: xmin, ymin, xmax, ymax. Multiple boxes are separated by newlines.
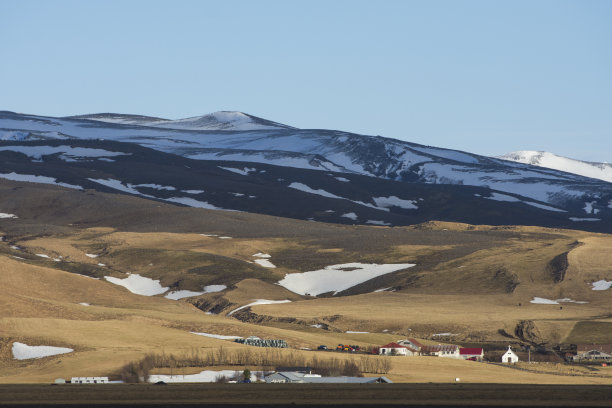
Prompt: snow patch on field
<box><xmin>341</xmin><ymin>212</ymin><xmax>357</xmax><ymax>220</ymax></box>
<box><xmin>12</xmin><ymin>342</ymin><xmax>73</xmax><ymax>360</ymax></box>
<box><xmin>253</xmin><ymin>252</ymin><xmax>271</xmax><ymax>258</ymax></box>
<box><xmin>165</xmin><ymin>285</ymin><xmax>227</xmax><ymax>300</ymax></box>
<box><xmin>591</xmin><ymin>280</ymin><xmax>612</xmax><ymax>291</ymax></box>
<box><xmin>104</xmin><ymin>274</ymin><xmax>168</xmax><ymax>296</ymax></box>
<box><xmin>335</xmin><ymin>176</ymin><xmax>350</xmax><ymax>182</ymax></box>
<box><xmin>345</xmin><ymin>331</ymin><xmax>369</xmax><ymax>334</ymax></box>
<box><xmin>530</xmin><ymin>297</ymin><xmax>588</xmax><ymax>304</ymax></box>
<box><xmin>79</xmin><ymin>302</ymin><xmax>90</xmax><ymax>306</ymax></box>
<box><xmin>254</xmin><ymin>259</ymin><xmax>276</xmax><ymax>268</ymax></box>
<box><xmin>227</xmin><ymin>299</ymin><xmax>291</xmax><ymax>316</ymax></box>
<box><xmin>0</xmin><ymin>212</ymin><xmax>17</xmax><ymax>219</ymax></box>
<box><xmin>85</xmin><ymin>253</ymin><xmax>98</xmax><ymax>258</ymax></box>
<box><xmin>165</xmin><ymin>290</ymin><xmax>206</xmax><ymax>300</ymax></box>
<box><xmin>278</xmin><ymin>263</ymin><xmax>416</xmax><ymax>296</ymax></box>
<box><xmin>182</xmin><ymin>189</ymin><xmax>205</xmax><ymax>194</ymax></box>
<box><xmin>190</xmin><ymin>332</ymin><xmax>243</xmax><ymax>340</ymax></box>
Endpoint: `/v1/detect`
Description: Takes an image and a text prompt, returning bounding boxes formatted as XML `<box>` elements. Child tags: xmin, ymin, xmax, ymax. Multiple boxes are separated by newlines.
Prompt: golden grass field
<box><xmin>0</xmin><ymin>180</ymin><xmax>611</xmax><ymax>385</ymax></box>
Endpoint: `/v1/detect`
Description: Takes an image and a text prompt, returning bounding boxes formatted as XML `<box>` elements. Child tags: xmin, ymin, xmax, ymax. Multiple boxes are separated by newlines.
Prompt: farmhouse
<box><xmin>265</xmin><ymin>372</ymin><xmax>392</xmax><ymax>384</ymax></box>
<box><xmin>378</xmin><ymin>342</ymin><xmax>418</xmax><ymax>356</ymax></box>
<box><xmin>397</xmin><ymin>338</ymin><xmax>424</xmax><ymax>352</ymax></box>
<box><xmin>573</xmin><ymin>344</ymin><xmax>612</xmax><ymax>362</ymax></box>
<box><xmin>502</xmin><ymin>346</ymin><xmax>519</xmax><ymax>364</ymax></box>
<box><xmin>459</xmin><ymin>348</ymin><xmax>484</xmax><ymax>361</ymax></box>
<box><xmin>421</xmin><ymin>344</ymin><xmax>460</xmax><ymax>358</ymax></box>
<box><xmin>70</xmin><ymin>377</ymin><xmax>109</xmax><ymax>384</ymax></box>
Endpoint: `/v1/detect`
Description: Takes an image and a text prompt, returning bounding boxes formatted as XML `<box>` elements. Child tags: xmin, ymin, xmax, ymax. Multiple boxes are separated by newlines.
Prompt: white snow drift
<box><xmin>190</xmin><ymin>332</ymin><xmax>243</xmax><ymax>340</ymax></box>
<box><xmin>227</xmin><ymin>299</ymin><xmax>291</xmax><ymax>316</ymax></box>
<box><xmin>12</xmin><ymin>342</ymin><xmax>73</xmax><ymax>360</ymax></box>
<box><xmin>104</xmin><ymin>274</ymin><xmax>168</xmax><ymax>296</ymax></box>
<box><xmin>278</xmin><ymin>262</ymin><xmax>416</xmax><ymax>296</ymax></box>
<box><xmin>164</xmin><ymin>284</ymin><xmax>227</xmax><ymax>300</ymax></box>
<box><xmin>591</xmin><ymin>280</ymin><xmax>612</xmax><ymax>291</ymax></box>
<box><xmin>530</xmin><ymin>297</ymin><xmax>588</xmax><ymax>305</ymax></box>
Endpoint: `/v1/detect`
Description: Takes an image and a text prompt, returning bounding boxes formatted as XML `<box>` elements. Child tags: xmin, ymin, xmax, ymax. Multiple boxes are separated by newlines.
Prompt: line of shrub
<box><xmin>119</xmin><ymin>347</ymin><xmax>393</xmax><ymax>383</ymax></box>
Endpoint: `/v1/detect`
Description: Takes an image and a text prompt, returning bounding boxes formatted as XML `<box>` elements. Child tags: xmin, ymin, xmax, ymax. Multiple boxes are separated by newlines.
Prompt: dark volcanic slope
<box><xmin>0</xmin><ymin>139</ymin><xmax>609</xmax><ymax>232</ymax></box>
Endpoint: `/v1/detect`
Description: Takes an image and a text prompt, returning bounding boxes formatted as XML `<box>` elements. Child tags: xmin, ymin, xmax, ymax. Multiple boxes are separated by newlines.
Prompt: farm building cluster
<box><xmin>376</xmin><ymin>339</ymin><xmax>486</xmax><ymax>362</ymax></box>
<box><xmin>571</xmin><ymin>344</ymin><xmax>612</xmax><ymax>362</ymax></box>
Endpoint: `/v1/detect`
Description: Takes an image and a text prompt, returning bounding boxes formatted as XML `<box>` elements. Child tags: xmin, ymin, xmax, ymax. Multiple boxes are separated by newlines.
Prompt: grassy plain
<box><xmin>0</xmin><ymin>180</ymin><xmax>611</xmax><ymax>384</ymax></box>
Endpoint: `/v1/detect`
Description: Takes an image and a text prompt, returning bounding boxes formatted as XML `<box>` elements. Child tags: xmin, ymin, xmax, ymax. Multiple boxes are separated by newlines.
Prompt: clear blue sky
<box><xmin>1</xmin><ymin>0</ymin><xmax>611</xmax><ymax>161</ymax></box>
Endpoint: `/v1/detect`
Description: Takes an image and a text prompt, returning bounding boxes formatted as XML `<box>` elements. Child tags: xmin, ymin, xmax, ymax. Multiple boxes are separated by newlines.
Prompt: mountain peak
<box><xmin>66</xmin><ymin>110</ymin><xmax>295</xmax><ymax>131</ymax></box>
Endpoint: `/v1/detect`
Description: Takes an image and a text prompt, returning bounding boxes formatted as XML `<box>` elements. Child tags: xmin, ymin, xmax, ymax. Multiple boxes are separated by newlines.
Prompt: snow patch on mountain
<box><xmin>278</xmin><ymin>263</ymin><xmax>416</xmax><ymax>296</ymax></box>
<box><xmin>227</xmin><ymin>299</ymin><xmax>291</xmax><ymax>316</ymax></box>
<box><xmin>218</xmin><ymin>166</ymin><xmax>257</xmax><ymax>176</ymax></box>
<box><xmin>498</xmin><ymin>151</ymin><xmax>612</xmax><ymax>183</ymax></box>
<box><xmin>104</xmin><ymin>274</ymin><xmax>168</xmax><ymax>296</ymax></box>
<box><xmin>0</xmin><ymin>145</ymin><xmax>130</xmax><ymax>161</ymax></box>
<box><xmin>12</xmin><ymin>342</ymin><xmax>73</xmax><ymax>360</ymax></box>
<box><xmin>1</xmin><ymin>172</ymin><xmax>83</xmax><ymax>190</ymax></box>
<box><xmin>372</xmin><ymin>196</ymin><xmax>418</xmax><ymax>210</ymax></box>
<box><xmin>591</xmin><ymin>280</ymin><xmax>612</xmax><ymax>291</ymax></box>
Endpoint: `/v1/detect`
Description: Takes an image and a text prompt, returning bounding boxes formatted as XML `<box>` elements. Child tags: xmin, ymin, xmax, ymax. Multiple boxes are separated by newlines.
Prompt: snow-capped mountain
<box><xmin>497</xmin><ymin>151</ymin><xmax>612</xmax><ymax>184</ymax></box>
<box><xmin>66</xmin><ymin>111</ymin><xmax>295</xmax><ymax>131</ymax></box>
<box><xmin>1</xmin><ymin>110</ymin><xmax>611</xmax><ymax>229</ymax></box>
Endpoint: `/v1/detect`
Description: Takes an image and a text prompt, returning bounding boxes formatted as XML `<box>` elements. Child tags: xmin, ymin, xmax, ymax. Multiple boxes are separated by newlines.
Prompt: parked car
<box><xmin>317</xmin><ymin>345</ymin><xmax>328</xmax><ymax>350</ymax></box>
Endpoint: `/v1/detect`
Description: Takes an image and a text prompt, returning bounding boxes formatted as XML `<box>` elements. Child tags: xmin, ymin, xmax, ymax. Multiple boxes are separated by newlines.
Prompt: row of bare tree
<box><xmin>119</xmin><ymin>347</ymin><xmax>393</xmax><ymax>383</ymax></box>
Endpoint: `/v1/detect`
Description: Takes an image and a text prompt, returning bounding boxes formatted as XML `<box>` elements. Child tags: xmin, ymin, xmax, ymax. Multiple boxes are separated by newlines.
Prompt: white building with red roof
<box><xmin>378</xmin><ymin>342</ymin><xmax>418</xmax><ymax>356</ymax></box>
<box><xmin>459</xmin><ymin>348</ymin><xmax>484</xmax><ymax>361</ymax></box>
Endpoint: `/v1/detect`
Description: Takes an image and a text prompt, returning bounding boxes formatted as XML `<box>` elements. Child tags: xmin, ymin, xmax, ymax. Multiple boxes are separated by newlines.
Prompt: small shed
<box><xmin>502</xmin><ymin>346</ymin><xmax>519</xmax><ymax>364</ymax></box>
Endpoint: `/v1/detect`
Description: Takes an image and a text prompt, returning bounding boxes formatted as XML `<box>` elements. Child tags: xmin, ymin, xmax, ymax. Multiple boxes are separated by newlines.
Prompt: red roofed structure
<box><xmin>459</xmin><ymin>347</ymin><xmax>484</xmax><ymax>361</ymax></box>
<box><xmin>379</xmin><ymin>342</ymin><xmax>418</xmax><ymax>356</ymax></box>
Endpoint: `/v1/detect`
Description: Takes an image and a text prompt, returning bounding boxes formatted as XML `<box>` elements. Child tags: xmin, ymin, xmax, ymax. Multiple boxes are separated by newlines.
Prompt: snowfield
<box><xmin>227</xmin><ymin>299</ymin><xmax>292</xmax><ymax>316</ymax></box>
<box><xmin>190</xmin><ymin>332</ymin><xmax>243</xmax><ymax>340</ymax></box>
<box><xmin>278</xmin><ymin>262</ymin><xmax>416</xmax><ymax>296</ymax></box>
<box><xmin>104</xmin><ymin>274</ymin><xmax>168</xmax><ymax>296</ymax></box>
<box><xmin>372</xmin><ymin>196</ymin><xmax>418</xmax><ymax>210</ymax></box>
<box><xmin>165</xmin><ymin>284</ymin><xmax>227</xmax><ymax>300</ymax></box>
<box><xmin>530</xmin><ymin>297</ymin><xmax>588</xmax><ymax>304</ymax></box>
<box><xmin>0</xmin><ymin>145</ymin><xmax>130</xmax><ymax>161</ymax></box>
<box><xmin>254</xmin><ymin>259</ymin><xmax>276</xmax><ymax>268</ymax></box>
<box><xmin>12</xmin><ymin>342</ymin><xmax>73</xmax><ymax>360</ymax></box>
<box><xmin>591</xmin><ymin>280</ymin><xmax>612</xmax><ymax>291</ymax></box>
<box><xmin>1</xmin><ymin>172</ymin><xmax>82</xmax><ymax>190</ymax></box>
<box><xmin>498</xmin><ymin>150</ymin><xmax>612</xmax><ymax>183</ymax></box>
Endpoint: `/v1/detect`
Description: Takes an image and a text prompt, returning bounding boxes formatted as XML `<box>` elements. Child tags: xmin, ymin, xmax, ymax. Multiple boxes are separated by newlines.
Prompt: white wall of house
<box><xmin>379</xmin><ymin>347</ymin><xmax>408</xmax><ymax>356</ymax></box>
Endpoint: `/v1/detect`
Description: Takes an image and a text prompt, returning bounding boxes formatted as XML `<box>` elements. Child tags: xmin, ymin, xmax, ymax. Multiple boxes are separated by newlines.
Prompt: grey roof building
<box><xmin>264</xmin><ymin>372</ymin><xmax>392</xmax><ymax>384</ymax></box>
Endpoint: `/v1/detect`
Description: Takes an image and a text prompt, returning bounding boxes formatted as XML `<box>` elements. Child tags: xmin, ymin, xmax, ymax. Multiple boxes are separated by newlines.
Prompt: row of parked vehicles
<box><xmin>317</xmin><ymin>344</ymin><xmax>361</xmax><ymax>352</ymax></box>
